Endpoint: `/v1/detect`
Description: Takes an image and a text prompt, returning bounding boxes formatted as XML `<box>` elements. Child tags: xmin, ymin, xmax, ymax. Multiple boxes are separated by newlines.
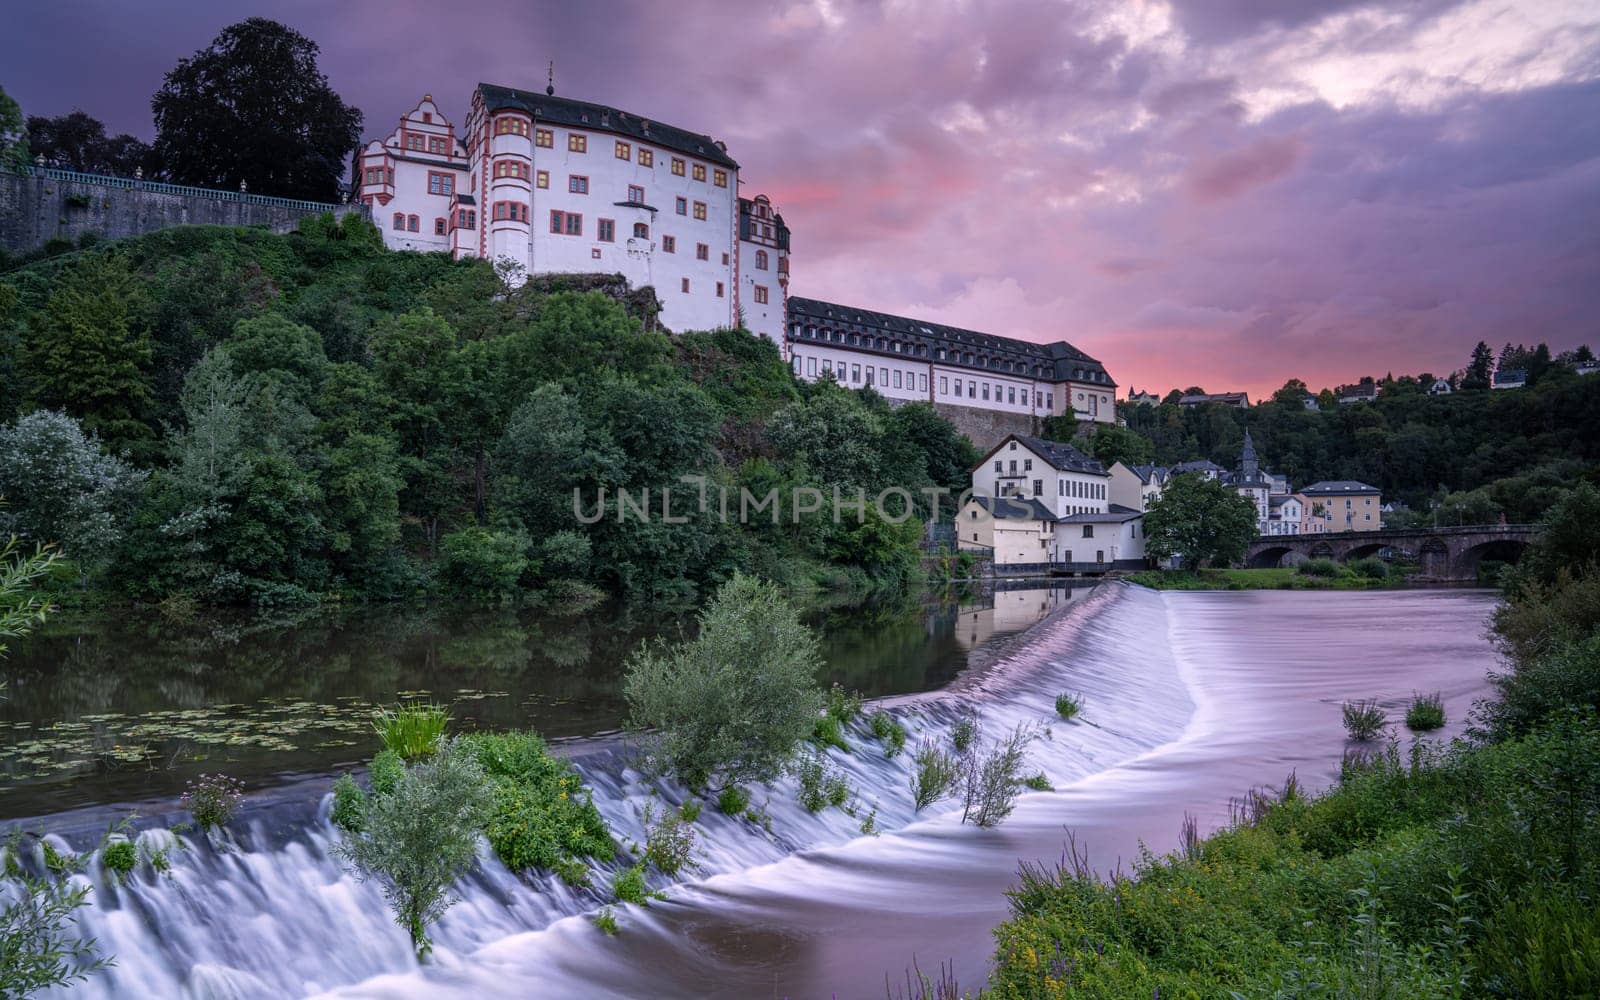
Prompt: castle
<box><xmin>355</xmin><ymin>84</ymin><xmax>1117</xmax><ymax>429</ymax></box>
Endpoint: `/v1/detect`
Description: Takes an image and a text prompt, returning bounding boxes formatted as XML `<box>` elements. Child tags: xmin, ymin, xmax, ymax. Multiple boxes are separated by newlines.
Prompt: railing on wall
<box><xmin>8</xmin><ymin>164</ymin><xmax>348</xmax><ymax>214</ymax></box>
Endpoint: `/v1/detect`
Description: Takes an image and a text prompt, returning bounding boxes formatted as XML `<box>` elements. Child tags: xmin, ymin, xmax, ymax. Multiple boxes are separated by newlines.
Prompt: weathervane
<box><xmin>546</xmin><ymin>61</ymin><xmax>555</xmax><ymax>96</ymax></box>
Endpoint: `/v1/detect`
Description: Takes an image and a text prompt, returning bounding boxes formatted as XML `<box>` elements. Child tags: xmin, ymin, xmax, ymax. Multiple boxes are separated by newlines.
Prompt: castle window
<box><xmin>672</xmin><ymin>157</ymin><xmax>686</xmax><ymax>176</ymax></box>
<box><xmin>696</xmin><ymin>243</ymin><xmax>709</xmax><ymax>261</ymax></box>
<box><xmin>428</xmin><ymin>137</ymin><xmax>448</xmax><ymax>155</ymax></box>
<box><xmin>406</xmin><ymin>133</ymin><xmax>425</xmax><ymax>150</ymax></box>
<box><xmin>407</xmin><ymin>215</ymin><xmax>419</xmax><ymax>232</ymax></box>
<box><xmin>392</xmin><ymin>212</ymin><xmax>404</xmax><ymax>230</ymax></box>
<box><xmin>713</xmin><ymin>169</ymin><xmax>727</xmax><ymax>187</ymax></box>
<box><xmin>568</xmin><ymin>175</ymin><xmax>588</xmax><ymax>194</ymax></box>
<box><xmin>614</xmin><ymin>141</ymin><xmax>631</xmax><ymax>160</ymax></box>
<box><xmin>494</xmin><ymin>160</ymin><xmax>529</xmax><ymax>180</ymax></box>
<box><xmin>716</xmin><ymin>281</ymin><xmax>724</xmax><ymax>298</ymax></box>
<box><xmin>492</xmin><ymin>202</ymin><xmax>527</xmax><ymax>223</ymax></box>
<box><xmin>597</xmin><ymin>218</ymin><xmax>615</xmax><ymax>242</ymax></box>
<box><xmin>434</xmin><ymin>217</ymin><xmax>446</xmax><ymax>235</ymax></box>
<box><xmin>675</xmin><ymin>197</ymin><xmax>687</xmax><ymax>215</ymax></box>
<box><xmin>755</xmin><ymin>250</ymin><xmax>768</xmax><ymax>270</ymax></box>
<box><xmin>638</xmin><ymin>149</ymin><xmax>653</xmax><ymax>167</ymax></box>
<box><xmin>662</xmin><ymin>235</ymin><xmax>675</xmax><ymax>253</ymax></box>
<box><xmin>693</xmin><ymin>201</ymin><xmax>707</xmax><ymax>220</ymax></box>
<box><xmin>754</xmin><ymin>285</ymin><xmax>769</xmax><ymax>304</ymax></box>
<box><xmin>549</xmin><ymin>209</ymin><xmax>582</xmax><ymax>235</ymax></box>
<box><xmin>495</xmin><ymin>116</ymin><xmax>530</xmax><ymax>137</ymax></box>
<box><xmin>628</xmin><ymin>184</ymin><xmax>645</xmax><ymax>203</ymax></box>
<box><xmin>427</xmin><ymin>171</ymin><xmax>455</xmax><ymax>196</ymax></box>
<box><xmin>633</xmin><ymin>222</ymin><xmax>649</xmax><ymax>238</ymax></box>
<box><xmin>536</xmin><ymin>170</ymin><xmax>549</xmax><ymax>189</ymax></box>
<box><xmin>568</xmin><ymin>133</ymin><xmax>587</xmax><ymax>153</ymax></box>
<box><xmin>534</xmin><ymin>127</ymin><xmax>553</xmax><ymax>148</ymax></box>
<box><xmin>692</xmin><ymin>163</ymin><xmax>706</xmax><ymax>182</ymax></box>
<box><xmin>681</xmin><ymin>278</ymin><xmax>690</xmax><ymax>293</ymax></box>
<box><xmin>456</xmin><ymin>209</ymin><xmax>475</xmax><ymax>229</ymax></box>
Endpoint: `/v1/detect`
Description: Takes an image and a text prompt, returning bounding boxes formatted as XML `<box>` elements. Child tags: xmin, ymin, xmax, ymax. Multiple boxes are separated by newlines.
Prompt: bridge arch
<box><xmin>1418</xmin><ymin>538</ymin><xmax>1450</xmax><ymax>578</ymax></box>
<box><xmin>1308</xmin><ymin>542</ymin><xmax>1336</xmax><ymax>561</ymax></box>
<box><xmin>1342</xmin><ymin>542</ymin><xmax>1387</xmax><ymax>563</ymax></box>
<box><xmin>1455</xmin><ymin>538</ymin><xmax>1528</xmax><ymax>583</ymax></box>
<box><xmin>1248</xmin><ymin>545</ymin><xmax>1295</xmax><ymax>569</ymax></box>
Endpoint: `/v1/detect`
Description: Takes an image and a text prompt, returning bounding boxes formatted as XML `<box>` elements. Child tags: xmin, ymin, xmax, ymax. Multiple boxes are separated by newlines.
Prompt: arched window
<box><xmin>633</xmin><ymin>222</ymin><xmax>649</xmax><ymax>239</ymax></box>
<box><xmin>392</xmin><ymin>212</ymin><xmax>404</xmax><ymax>230</ymax></box>
<box><xmin>434</xmin><ymin>217</ymin><xmax>446</xmax><ymax>235</ymax></box>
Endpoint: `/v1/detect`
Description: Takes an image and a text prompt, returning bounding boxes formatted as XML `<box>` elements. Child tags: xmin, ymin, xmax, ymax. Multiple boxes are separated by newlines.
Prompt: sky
<box><xmin>5</xmin><ymin>0</ymin><xmax>1599</xmax><ymax>398</ymax></box>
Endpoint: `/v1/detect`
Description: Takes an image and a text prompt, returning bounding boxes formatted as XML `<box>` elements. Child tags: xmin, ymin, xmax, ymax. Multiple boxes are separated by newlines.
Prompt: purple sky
<box><xmin>6</xmin><ymin>0</ymin><xmax>1598</xmax><ymax>397</ymax></box>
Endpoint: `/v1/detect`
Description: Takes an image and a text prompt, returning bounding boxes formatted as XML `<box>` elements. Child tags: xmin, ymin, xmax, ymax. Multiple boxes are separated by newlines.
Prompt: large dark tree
<box><xmin>1462</xmin><ymin>341</ymin><xmax>1494</xmax><ymax>390</ymax></box>
<box><xmin>1144</xmin><ymin>473</ymin><xmax>1260</xmax><ymax>568</ymax></box>
<box><xmin>150</xmin><ymin>19</ymin><xmax>362</xmax><ymax>201</ymax></box>
<box><xmin>0</xmin><ymin>84</ymin><xmax>27</xmax><ymax>170</ymax></box>
<box><xmin>26</xmin><ymin>110</ymin><xmax>155</xmax><ymax>176</ymax></box>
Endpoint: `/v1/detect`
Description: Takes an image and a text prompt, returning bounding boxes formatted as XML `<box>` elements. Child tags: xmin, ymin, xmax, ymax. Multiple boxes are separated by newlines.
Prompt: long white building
<box><xmin>355</xmin><ymin>84</ymin><xmax>1113</xmax><ymax>425</ymax></box>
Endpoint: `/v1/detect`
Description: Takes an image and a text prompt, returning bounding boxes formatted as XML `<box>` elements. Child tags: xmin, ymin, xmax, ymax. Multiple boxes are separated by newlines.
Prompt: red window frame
<box><xmin>568</xmin><ymin>175</ymin><xmax>589</xmax><ymax>195</ymax></box>
<box><xmin>597</xmin><ymin>218</ymin><xmax>615</xmax><ymax>242</ymax></box>
<box><xmin>696</xmin><ymin>243</ymin><xmax>709</xmax><ymax>260</ymax></box>
<box><xmin>662</xmin><ymin>235</ymin><xmax>676</xmax><ymax>253</ymax></box>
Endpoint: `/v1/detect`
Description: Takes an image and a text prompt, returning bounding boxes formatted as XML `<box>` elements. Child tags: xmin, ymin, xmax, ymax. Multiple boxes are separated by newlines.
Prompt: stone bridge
<box><xmin>1243</xmin><ymin>524</ymin><xmax>1539</xmax><ymax>582</ymax></box>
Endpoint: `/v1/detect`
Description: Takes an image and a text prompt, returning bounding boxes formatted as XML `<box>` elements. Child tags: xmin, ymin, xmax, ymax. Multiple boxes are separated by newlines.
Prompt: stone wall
<box><xmin>1</xmin><ymin>168</ymin><xmax>367</xmax><ymax>256</ymax></box>
<box><xmin>929</xmin><ymin>400</ymin><xmax>1040</xmax><ymax>451</ymax></box>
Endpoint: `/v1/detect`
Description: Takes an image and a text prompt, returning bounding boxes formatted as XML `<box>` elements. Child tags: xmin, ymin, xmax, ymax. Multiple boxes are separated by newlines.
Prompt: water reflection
<box><xmin>0</xmin><ymin>582</ymin><xmax>1089</xmax><ymax>818</ymax></box>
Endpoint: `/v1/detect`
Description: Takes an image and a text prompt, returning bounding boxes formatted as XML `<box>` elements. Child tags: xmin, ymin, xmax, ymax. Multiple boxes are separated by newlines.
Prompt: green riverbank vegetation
<box><xmin>984</xmin><ymin>484</ymin><xmax>1600</xmax><ymax>999</ymax></box>
<box><xmin>0</xmin><ymin>219</ymin><xmax>978</xmax><ymax>612</ymax></box>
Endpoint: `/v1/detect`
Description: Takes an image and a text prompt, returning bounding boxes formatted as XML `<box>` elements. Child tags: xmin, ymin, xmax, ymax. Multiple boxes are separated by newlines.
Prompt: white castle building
<box><xmin>355</xmin><ymin>83</ymin><xmax>1112</xmax><ymax>425</ymax></box>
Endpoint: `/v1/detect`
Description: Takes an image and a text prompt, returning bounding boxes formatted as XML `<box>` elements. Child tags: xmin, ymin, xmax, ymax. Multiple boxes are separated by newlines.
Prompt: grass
<box><xmin>1127</xmin><ymin>566</ymin><xmax>1403</xmax><ymax>591</ymax></box>
<box><xmin>1022</xmin><ymin>772</ymin><xmax>1051</xmax><ymax>791</ymax></box>
<box><xmin>1405</xmin><ymin>691</ymin><xmax>1447</xmax><ymax>732</ymax></box>
<box><xmin>612</xmin><ymin>863</ymin><xmax>648</xmax><ymax>904</ymax></box>
<box><xmin>988</xmin><ymin>714</ymin><xmax>1600</xmax><ymax>999</ymax></box>
<box><xmin>372</xmin><ymin>703</ymin><xmax>449</xmax><ymax>761</ymax></box>
<box><xmin>911</xmin><ymin>738</ymin><xmax>961</xmax><ymax>810</ymax></box>
<box><xmin>811</xmin><ymin>714</ymin><xmax>850</xmax><ymax>752</ymax></box>
<box><xmin>868</xmin><ymin>711</ymin><xmax>908</xmax><ymax>757</ymax></box>
<box><xmin>99</xmin><ymin>840</ymin><xmax>136</xmax><ymax>881</ymax></box>
<box><xmin>950</xmin><ymin>717</ymin><xmax>977</xmax><ymax>754</ymax></box>
<box><xmin>1342</xmin><ymin>698</ymin><xmax>1389</xmax><ymax>741</ymax></box>
<box><xmin>1054</xmin><ymin>692</ymin><xmax>1082</xmax><ymax>720</ymax></box>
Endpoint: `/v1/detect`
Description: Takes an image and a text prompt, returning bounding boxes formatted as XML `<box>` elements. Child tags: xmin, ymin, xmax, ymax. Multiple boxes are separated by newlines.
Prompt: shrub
<box><xmin>1404</xmin><ymin>692</ymin><xmax>1446</xmax><ymax>732</ymax></box>
<box><xmin>825</xmin><ymin>683</ymin><xmax>863</xmax><ymax>724</ymax></box>
<box><xmin>593</xmin><ymin>907</ymin><xmax>619</xmax><ymax>935</ymax></box>
<box><xmin>0</xmin><ymin>866</ymin><xmax>111</xmax><ymax>996</ymax></box>
<box><xmin>1054</xmin><ymin>692</ymin><xmax>1082</xmax><ymax>720</ymax></box>
<box><xmin>1479</xmin><ymin>633</ymin><xmax>1600</xmax><ymax>740</ymax></box>
<box><xmin>811</xmin><ymin>714</ymin><xmax>849</xmax><ymax>752</ymax></box>
<box><xmin>333</xmin><ymin>739</ymin><xmax>492</xmax><ymax>960</ymax></box>
<box><xmin>1023</xmin><ymin>772</ymin><xmax>1051</xmax><ymax>792</ymax></box>
<box><xmin>331</xmin><ymin>773</ymin><xmax>366</xmax><ymax>832</ymax></box>
<box><xmin>612</xmin><ymin>863</ymin><xmax>648</xmax><ymax>905</ymax></box>
<box><xmin>552</xmin><ymin>856</ymin><xmax>589</xmax><ymax>888</ymax></box>
<box><xmin>369</xmin><ymin>749</ymin><xmax>404</xmax><ymax>797</ymax></box>
<box><xmin>372</xmin><ymin>703</ymin><xmax>448</xmax><ymax>761</ymax></box>
<box><xmin>182</xmin><ymin>773</ymin><xmax>245</xmax><ymax>832</ymax></box>
<box><xmin>1298</xmin><ymin>557</ymin><xmax>1342</xmax><ymax>578</ymax></box>
<box><xmin>624</xmin><ymin>574</ymin><xmax>824</xmax><ymax>790</ymax></box>
<box><xmin>868</xmin><ymin>711</ymin><xmax>908</xmax><ymax>757</ymax></box>
<box><xmin>1342</xmin><ymin>699</ymin><xmax>1388</xmax><ymax>741</ymax></box>
<box><xmin>949</xmin><ymin>717</ymin><xmax>977</xmax><ymax>754</ymax></box>
<box><xmin>458</xmin><ymin>729</ymin><xmax>614</xmax><ymax>872</ymax></box>
<box><xmin>1476</xmin><ymin>886</ymin><xmax>1600</xmax><ymax>997</ymax></box>
<box><xmin>911</xmin><ymin>739</ymin><xmax>961</xmax><ymax>810</ymax></box>
<box><xmin>678</xmin><ymin>799</ymin><xmax>701</xmax><ymax>823</ymax></box>
<box><xmin>100</xmin><ymin>840</ymin><xmax>136</xmax><ymax>881</ymax></box>
<box><xmin>436</xmin><ymin>526</ymin><xmax>529</xmax><ymax>601</ymax></box>
<box><xmin>641</xmin><ymin>804</ymin><xmax>696</xmax><ymax>876</ymax></box>
<box><xmin>1349</xmin><ymin>556</ymin><xmax>1389</xmax><ymax>579</ymax></box>
<box><xmin>794</xmin><ymin>752</ymin><xmax>851</xmax><ymax>813</ymax></box>
<box><xmin>716</xmin><ymin>786</ymin><xmax>749</xmax><ymax>816</ymax></box>
<box><xmin>960</xmin><ymin>723</ymin><xmax>1047</xmax><ymax>828</ymax></box>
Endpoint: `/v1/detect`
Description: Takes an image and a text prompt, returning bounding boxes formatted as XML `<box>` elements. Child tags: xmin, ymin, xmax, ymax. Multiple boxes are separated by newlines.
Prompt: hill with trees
<box><xmin>0</xmin><ymin>216</ymin><xmax>976</xmax><ymax>608</ymax></box>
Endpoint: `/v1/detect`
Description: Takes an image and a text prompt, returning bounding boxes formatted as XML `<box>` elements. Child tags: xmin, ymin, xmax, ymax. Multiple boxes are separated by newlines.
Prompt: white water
<box><xmin>18</xmin><ymin>584</ymin><xmax>1497</xmax><ymax>999</ymax></box>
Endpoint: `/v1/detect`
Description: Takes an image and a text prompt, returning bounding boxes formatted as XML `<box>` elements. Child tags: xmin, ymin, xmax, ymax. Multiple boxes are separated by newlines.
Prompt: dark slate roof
<box><xmin>1300</xmin><ymin>480</ymin><xmax>1380</xmax><ymax>496</ymax></box>
<box><xmin>452</xmin><ymin>194</ymin><xmax>476</xmax><ymax>205</ymax></box>
<box><xmin>1013</xmin><ymin>435</ymin><xmax>1106</xmax><ymax>474</ymax></box>
<box><xmin>1493</xmin><ymin>369</ymin><xmax>1528</xmax><ymax>384</ymax></box>
<box><xmin>1269</xmin><ymin>494</ymin><xmax>1299</xmax><ymax>507</ymax></box>
<box><xmin>1058</xmin><ymin>504</ymin><xmax>1143</xmax><ymax>524</ymax></box>
<box><xmin>477</xmin><ymin>83</ymin><xmax>738</xmax><ymax>168</ymax></box>
<box><xmin>1127</xmin><ymin>463</ymin><xmax>1165</xmax><ymax>484</ymax></box>
<box><xmin>1179</xmin><ymin>392</ymin><xmax>1249</xmax><ymax>405</ymax></box>
<box><xmin>973</xmin><ymin>495</ymin><xmax>1058</xmax><ymax>521</ymax></box>
<box><xmin>786</xmin><ymin>297</ymin><xmax>1115</xmax><ymax>387</ymax></box>
<box><xmin>1171</xmin><ymin>459</ymin><xmax>1224</xmax><ymax>475</ymax></box>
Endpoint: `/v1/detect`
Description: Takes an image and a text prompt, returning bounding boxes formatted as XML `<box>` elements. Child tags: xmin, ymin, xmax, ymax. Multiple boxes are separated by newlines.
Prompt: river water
<box><xmin>17</xmin><ymin>584</ymin><xmax>1499</xmax><ymax>999</ymax></box>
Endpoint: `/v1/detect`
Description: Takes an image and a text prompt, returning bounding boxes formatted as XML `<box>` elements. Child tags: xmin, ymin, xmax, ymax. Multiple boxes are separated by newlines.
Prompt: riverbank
<box><xmin>1126</xmin><ymin>565</ymin><xmax>1415</xmax><ymax>590</ymax></box>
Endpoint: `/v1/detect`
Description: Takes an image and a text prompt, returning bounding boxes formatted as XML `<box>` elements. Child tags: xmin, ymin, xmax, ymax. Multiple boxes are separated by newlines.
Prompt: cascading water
<box><xmin>18</xmin><ymin>583</ymin><xmax>1499</xmax><ymax>999</ymax></box>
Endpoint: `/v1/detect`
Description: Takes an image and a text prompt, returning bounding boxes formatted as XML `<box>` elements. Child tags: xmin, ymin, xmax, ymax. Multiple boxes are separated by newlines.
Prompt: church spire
<box><xmin>1240</xmin><ymin>428</ymin><xmax>1259</xmax><ymax>478</ymax></box>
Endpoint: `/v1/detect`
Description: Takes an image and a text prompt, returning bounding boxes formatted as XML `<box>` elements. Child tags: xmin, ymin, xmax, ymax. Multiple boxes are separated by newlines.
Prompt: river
<box><xmin>15</xmin><ymin>583</ymin><xmax>1499</xmax><ymax>999</ymax></box>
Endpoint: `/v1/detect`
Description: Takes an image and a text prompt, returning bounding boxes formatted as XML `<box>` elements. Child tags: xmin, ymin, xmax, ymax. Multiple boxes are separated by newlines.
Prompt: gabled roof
<box><xmin>1171</xmin><ymin>459</ymin><xmax>1224</xmax><ymax>475</ymax></box>
<box><xmin>476</xmin><ymin>83</ymin><xmax>738</xmax><ymax>168</ymax></box>
<box><xmin>1012</xmin><ymin>435</ymin><xmax>1106</xmax><ymax>474</ymax></box>
<box><xmin>1124</xmin><ymin>463</ymin><xmax>1166</xmax><ymax>484</ymax></box>
<box><xmin>1300</xmin><ymin>480</ymin><xmax>1381</xmax><ymax>496</ymax></box>
<box><xmin>972</xmin><ymin>495</ymin><xmax>1058</xmax><ymax>522</ymax></box>
<box><xmin>787</xmin><ymin>297</ymin><xmax>1115</xmax><ymax>386</ymax></box>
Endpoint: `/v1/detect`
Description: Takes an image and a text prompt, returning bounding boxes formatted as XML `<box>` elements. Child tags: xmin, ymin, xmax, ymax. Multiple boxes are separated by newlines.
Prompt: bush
<box><xmin>624</xmin><ymin>574</ymin><xmax>825</xmax><ymax>790</ymax></box>
<box><xmin>1054</xmin><ymin>692</ymin><xmax>1082</xmax><ymax>720</ymax></box>
<box><xmin>369</xmin><ymin>749</ymin><xmax>403</xmax><ymax>797</ymax></box>
<box><xmin>1349</xmin><ymin>556</ymin><xmax>1389</xmax><ymax>579</ymax></box>
<box><xmin>1342</xmin><ymin>699</ymin><xmax>1388</xmax><ymax>741</ymax></box>
<box><xmin>868</xmin><ymin>711</ymin><xmax>907</xmax><ymax>757</ymax></box>
<box><xmin>1481</xmin><ymin>632</ymin><xmax>1600</xmax><ymax>740</ymax></box>
<box><xmin>612</xmin><ymin>863</ymin><xmax>648</xmax><ymax>905</ymax></box>
<box><xmin>678</xmin><ymin>799</ymin><xmax>701</xmax><ymax>823</ymax></box>
<box><xmin>372</xmin><ymin>703</ymin><xmax>448</xmax><ymax>761</ymax></box>
<box><xmin>436</xmin><ymin>526</ymin><xmax>529</xmax><ymax>601</ymax></box>
<box><xmin>794</xmin><ymin>752</ymin><xmax>851</xmax><ymax>813</ymax></box>
<box><xmin>1404</xmin><ymin>692</ymin><xmax>1446</xmax><ymax>731</ymax></box>
<box><xmin>911</xmin><ymin>739</ymin><xmax>961</xmax><ymax>810</ymax></box>
<box><xmin>716</xmin><ymin>786</ymin><xmax>749</xmax><ymax>816</ymax></box>
<box><xmin>1476</xmin><ymin>886</ymin><xmax>1600</xmax><ymax>997</ymax></box>
<box><xmin>960</xmin><ymin>723</ymin><xmax>1047</xmax><ymax>828</ymax></box>
<box><xmin>950</xmin><ymin>716</ymin><xmax>977</xmax><ymax>754</ymax></box>
<box><xmin>811</xmin><ymin>714</ymin><xmax>849</xmax><ymax>752</ymax></box>
<box><xmin>458</xmin><ymin>729</ymin><xmax>614</xmax><ymax>872</ymax></box>
<box><xmin>1023</xmin><ymin>772</ymin><xmax>1051</xmax><ymax>792</ymax></box>
<box><xmin>1298</xmin><ymin>557</ymin><xmax>1342</xmax><ymax>578</ymax></box>
<box><xmin>333</xmin><ymin>739</ymin><xmax>492</xmax><ymax>960</ymax></box>
<box><xmin>824</xmin><ymin>683</ymin><xmax>863</xmax><ymax>724</ymax></box>
<box><xmin>552</xmin><ymin>856</ymin><xmax>589</xmax><ymax>888</ymax></box>
<box><xmin>100</xmin><ymin>840</ymin><xmax>136</xmax><ymax>881</ymax></box>
<box><xmin>593</xmin><ymin>907</ymin><xmax>619</xmax><ymax>935</ymax></box>
<box><xmin>641</xmin><ymin>804</ymin><xmax>695</xmax><ymax>876</ymax></box>
<box><xmin>182</xmin><ymin>773</ymin><xmax>245</xmax><ymax>832</ymax></box>
<box><xmin>331</xmin><ymin>773</ymin><xmax>366</xmax><ymax>832</ymax></box>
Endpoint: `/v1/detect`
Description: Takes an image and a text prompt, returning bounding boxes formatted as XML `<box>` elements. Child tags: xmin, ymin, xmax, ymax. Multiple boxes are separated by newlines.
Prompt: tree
<box><xmin>1143</xmin><ymin>473</ymin><xmax>1260</xmax><ymax>568</ymax></box>
<box><xmin>1039</xmin><ymin>413</ymin><xmax>1078</xmax><ymax>443</ymax></box>
<box><xmin>22</xmin><ymin>254</ymin><xmax>155</xmax><ymax>455</ymax></box>
<box><xmin>1462</xmin><ymin>341</ymin><xmax>1495</xmax><ymax>390</ymax></box>
<box><xmin>0</xmin><ymin>538</ymin><xmax>58</xmax><ymax>659</ymax></box>
<box><xmin>151</xmin><ymin>18</ymin><xmax>362</xmax><ymax>201</ymax></box>
<box><xmin>25</xmin><ymin>110</ymin><xmax>154</xmax><ymax>175</ymax></box>
<box><xmin>1516</xmin><ymin>482</ymin><xmax>1600</xmax><ymax>588</ymax></box>
<box><xmin>0</xmin><ymin>411</ymin><xmax>146</xmax><ymax>580</ymax></box>
<box><xmin>883</xmin><ymin>402</ymin><xmax>979</xmax><ymax>500</ymax></box>
<box><xmin>0</xmin><ymin>84</ymin><xmax>27</xmax><ymax>170</ymax></box>
<box><xmin>1086</xmin><ymin>425</ymin><xmax>1154</xmax><ymax>467</ymax></box>
<box><xmin>624</xmin><ymin>574</ymin><xmax>824</xmax><ymax>790</ymax></box>
<box><xmin>1271</xmin><ymin>379</ymin><xmax>1310</xmax><ymax>406</ymax></box>
<box><xmin>333</xmin><ymin>739</ymin><xmax>491</xmax><ymax>960</ymax></box>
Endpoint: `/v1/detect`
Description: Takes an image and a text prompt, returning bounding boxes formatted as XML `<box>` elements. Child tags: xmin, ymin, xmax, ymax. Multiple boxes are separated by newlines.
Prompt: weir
<box><xmin>25</xmin><ymin>584</ymin><xmax>1498</xmax><ymax>999</ymax></box>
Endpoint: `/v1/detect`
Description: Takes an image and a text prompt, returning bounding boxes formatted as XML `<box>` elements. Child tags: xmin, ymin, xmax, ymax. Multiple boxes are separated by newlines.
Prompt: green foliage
<box><xmin>1023</xmin><ymin>772</ymin><xmax>1052</xmax><ymax>792</ymax></box>
<box><xmin>868</xmin><ymin>711</ymin><xmax>908</xmax><ymax>757</ymax></box>
<box><xmin>1342</xmin><ymin>699</ymin><xmax>1389</xmax><ymax>741</ymax></box>
<box><xmin>1038</xmin><ymin>413</ymin><xmax>1077</xmax><ymax>443</ymax></box>
<box><xmin>1349</xmin><ymin>556</ymin><xmax>1390</xmax><ymax>579</ymax></box>
<box><xmin>959</xmin><ymin>722</ymin><xmax>1047</xmax><ymax>828</ymax></box>
<box><xmin>1143</xmin><ymin>472</ymin><xmax>1260</xmax><ymax>567</ymax></box>
<box><xmin>552</xmin><ymin>856</ymin><xmax>589</xmax><ymax>888</ymax></box>
<box><xmin>1086</xmin><ymin>424</ymin><xmax>1154</xmax><ymax>467</ymax></box>
<box><xmin>99</xmin><ymin>840</ymin><xmax>136</xmax><ymax>881</ymax></box>
<box><xmin>641</xmin><ymin>803</ymin><xmax>695</xmax><ymax>876</ymax></box>
<box><xmin>911</xmin><ymin>738</ymin><xmax>962</xmax><ymax>810</ymax></box>
<box><xmin>1054</xmin><ymin>692</ymin><xmax>1082</xmax><ymax>720</ymax></box>
<box><xmin>1298</xmin><ymin>557</ymin><xmax>1342</xmax><ymax>577</ymax></box>
<box><xmin>333</xmin><ymin>739</ymin><xmax>492</xmax><ymax>960</ymax></box>
<box><xmin>715</xmin><ymin>786</ymin><xmax>749</xmax><ymax>816</ymax></box>
<box><xmin>811</xmin><ymin>714</ymin><xmax>849</xmax><ymax>752</ymax></box>
<box><xmin>612</xmin><ymin>863</ymin><xmax>648</xmax><ymax>905</ymax></box>
<box><xmin>437</xmin><ymin>528</ymin><xmax>529</xmax><ymax>601</ymax></box>
<box><xmin>678</xmin><ymin>798</ymin><xmax>701</xmax><ymax>823</ymax></box>
<box><xmin>794</xmin><ymin>751</ymin><xmax>852</xmax><ymax>813</ymax></box>
<box><xmin>457</xmin><ymin>729</ymin><xmax>614</xmax><ymax>872</ymax></box>
<box><xmin>1405</xmin><ymin>692</ymin><xmax>1446</xmax><ymax>732</ymax></box>
<box><xmin>330</xmin><ymin>773</ymin><xmax>366</xmax><ymax>832</ymax></box>
<box><xmin>949</xmin><ymin>717</ymin><xmax>977</xmax><ymax>754</ymax></box>
<box><xmin>369</xmin><ymin>749</ymin><xmax>403</xmax><ymax>797</ymax></box>
<box><xmin>824</xmin><ymin>683</ymin><xmax>863</xmax><ymax>723</ymax></box>
<box><xmin>1475</xmin><ymin>886</ymin><xmax>1600</xmax><ymax>997</ymax></box>
<box><xmin>372</xmin><ymin>704</ymin><xmax>448</xmax><ymax>762</ymax></box>
<box><xmin>1516</xmin><ymin>481</ymin><xmax>1600</xmax><ymax>589</ymax></box>
<box><xmin>0</xmin><ymin>84</ymin><xmax>27</xmax><ymax>170</ymax></box>
<box><xmin>0</xmin><ymin>862</ymin><xmax>113</xmax><ymax>996</ymax></box>
<box><xmin>0</xmin><ymin>538</ymin><xmax>58</xmax><ymax>659</ymax></box>
<box><xmin>624</xmin><ymin>574</ymin><xmax>824</xmax><ymax>790</ymax></box>
<box><xmin>181</xmin><ymin>773</ymin><xmax>244</xmax><ymax>831</ymax></box>
<box><xmin>592</xmin><ymin>906</ymin><xmax>619</xmax><ymax>935</ymax></box>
